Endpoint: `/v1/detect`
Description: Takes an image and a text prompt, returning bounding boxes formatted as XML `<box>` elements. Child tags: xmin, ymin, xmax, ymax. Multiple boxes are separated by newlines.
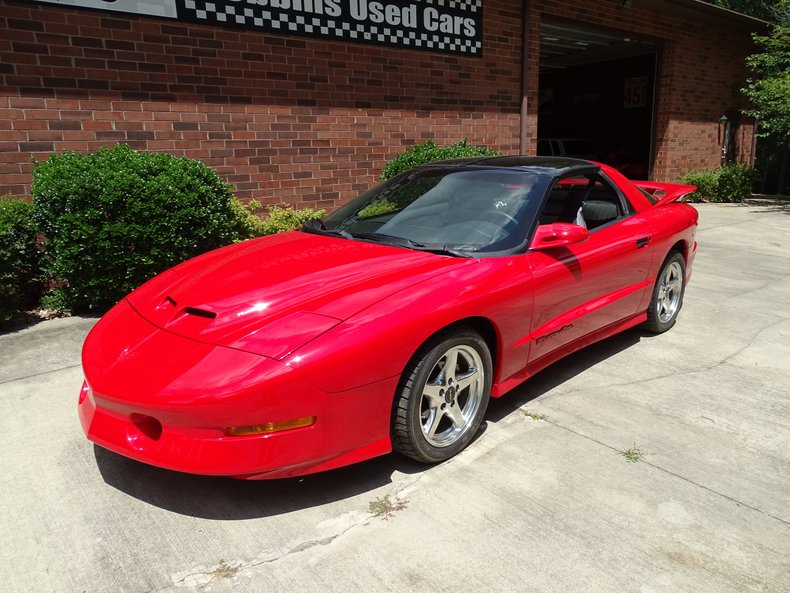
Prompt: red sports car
<box><xmin>79</xmin><ymin>157</ymin><xmax>698</xmax><ymax>479</ymax></box>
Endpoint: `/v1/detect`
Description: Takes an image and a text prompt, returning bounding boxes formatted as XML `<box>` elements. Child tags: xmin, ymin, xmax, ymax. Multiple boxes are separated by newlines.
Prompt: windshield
<box><xmin>320</xmin><ymin>168</ymin><xmax>542</xmax><ymax>253</ymax></box>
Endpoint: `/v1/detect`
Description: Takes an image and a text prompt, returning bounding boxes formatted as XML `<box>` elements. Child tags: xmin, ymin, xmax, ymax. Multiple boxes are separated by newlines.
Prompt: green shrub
<box><xmin>32</xmin><ymin>145</ymin><xmax>252</xmax><ymax>313</ymax></box>
<box><xmin>0</xmin><ymin>197</ymin><xmax>43</xmax><ymax>324</ymax></box>
<box><xmin>39</xmin><ymin>289</ymin><xmax>69</xmax><ymax>315</ymax></box>
<box><xmin>679</xmin><ymin>170</ymin><xmax>719</xmax><ymax>202</ymax></box>
<box><xmin>680</xmin><ymin>163</ymin><xmax>756</xmax><ymax>203</ymax></box>
<box><xmin>240</xmin><ymin>202</ymin><xmax>325</xmax><ymax>236</ymax></box>
<box><xmin>380</xmin><ymin>139</ymin><xmax>501</xmax><ymax>181</ymax></box>
<box><xmin>717</xmin><ymin>162</ymin><xmax>757</xmax><ymax>203</ymax></box>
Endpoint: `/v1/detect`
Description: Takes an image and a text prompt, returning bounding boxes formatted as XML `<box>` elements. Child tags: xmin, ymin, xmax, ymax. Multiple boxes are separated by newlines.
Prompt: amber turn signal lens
<box><xmin>226</xmin><ymin>416</ymin><xmax>316</xmax><ymax>436</ymax></box>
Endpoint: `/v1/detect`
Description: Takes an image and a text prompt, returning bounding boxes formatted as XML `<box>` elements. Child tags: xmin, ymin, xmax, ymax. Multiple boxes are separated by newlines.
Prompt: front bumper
<box><xmin>79</xmin><ymin>300</ymin><xmax>393</xmax><ymax>479</ymax></box>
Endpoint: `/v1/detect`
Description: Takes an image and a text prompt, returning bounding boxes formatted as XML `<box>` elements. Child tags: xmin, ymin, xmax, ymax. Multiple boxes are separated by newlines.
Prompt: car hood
<box><xmin>126</xmin><ymin>231</ymin><xmax>472</xmax><ymax>359</ymax></box>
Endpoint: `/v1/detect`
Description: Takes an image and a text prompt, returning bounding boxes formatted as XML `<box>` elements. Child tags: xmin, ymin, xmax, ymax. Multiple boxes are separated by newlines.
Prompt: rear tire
<box><xmin>644</xmin><ymin>251</ymin><xmax>686</xmax><ymax>333</ymax></box>
<box><xmin>392</xmin><ymin>328</ymin><xmax>492</xmax><ymax>463</ymax></box>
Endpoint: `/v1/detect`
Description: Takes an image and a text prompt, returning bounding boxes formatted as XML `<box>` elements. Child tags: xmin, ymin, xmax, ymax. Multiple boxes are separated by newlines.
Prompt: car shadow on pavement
<box><xmin>485</xmin><ymin>328</ymin><xmax>643</xmax><ymax>423</ymax></box>
<box><xmin>94</xmin><ymin>327</ymin><xmax>643</xmax><ymax>519</ymax></box>
<box><xmin>94</xmin><ymin>443</ymin><xmax>427</xmax><ymax>520</ymax></box>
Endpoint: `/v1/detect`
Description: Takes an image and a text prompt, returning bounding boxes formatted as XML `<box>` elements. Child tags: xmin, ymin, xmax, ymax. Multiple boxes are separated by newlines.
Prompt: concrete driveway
<box><xmin>1</xmin><ymin>203</ymin><xmax>789</xmax><ymax>593</ymax></box>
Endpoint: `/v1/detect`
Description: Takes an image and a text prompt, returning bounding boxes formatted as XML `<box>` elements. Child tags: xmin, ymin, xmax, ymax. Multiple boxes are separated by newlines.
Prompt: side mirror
<box><xmin>529</xmin><ymin>223</ymin><xmax>589</xmax><ymax>251</ymax></box>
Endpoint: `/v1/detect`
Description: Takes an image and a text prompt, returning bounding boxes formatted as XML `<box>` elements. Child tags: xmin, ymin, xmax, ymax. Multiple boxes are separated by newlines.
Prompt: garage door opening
<box><xmin>538</xmin><ymin>21</ymin><xmax>659</xmax><ymax>179</ymax></box>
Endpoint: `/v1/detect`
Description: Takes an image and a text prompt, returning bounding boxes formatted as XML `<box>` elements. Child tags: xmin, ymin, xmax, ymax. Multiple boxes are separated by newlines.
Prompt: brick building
<box><xmin>0</xmin><ymin>0</ymin><xmax>763</xmax><ymax>210</ymax></box>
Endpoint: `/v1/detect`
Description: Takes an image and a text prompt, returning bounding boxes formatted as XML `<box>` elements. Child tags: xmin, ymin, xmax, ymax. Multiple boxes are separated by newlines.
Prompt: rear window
<box><xmin>637</xmin><ymin>187</ymin><xmax>659</xmax><ymax>205</ymax></box>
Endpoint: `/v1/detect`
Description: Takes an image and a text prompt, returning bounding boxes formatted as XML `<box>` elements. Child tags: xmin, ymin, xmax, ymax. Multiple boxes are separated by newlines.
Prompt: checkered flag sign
<box><xmin>33</xmin><ymin>0</ymin><xmax>179</xmax><ymax>18</ymax></box>
<box><xmin>32</xmin><ymin>0</ymin><xmax>483</xmax><ymax>56</ymax></box>
<box><xmin>178</xmin><ymin>0</ymin><xmax>483</xmax><ymax>56</ymax></box>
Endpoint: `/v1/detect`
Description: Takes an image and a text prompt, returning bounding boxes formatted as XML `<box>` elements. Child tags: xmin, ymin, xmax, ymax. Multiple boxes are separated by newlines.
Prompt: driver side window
<box><xmin>539</xmin><ymin>173</ymin><xmax>628</xmax><ymax>231</ymax></box>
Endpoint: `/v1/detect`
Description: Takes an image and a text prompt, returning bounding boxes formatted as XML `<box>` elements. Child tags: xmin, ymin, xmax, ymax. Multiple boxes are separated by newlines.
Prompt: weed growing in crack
<box><xmin>205</xmin><ymin>560</ymin><xmax>239</xmax><ymax>585</ymax></box>
<box><xmin>369</xmin><ymin>495</ymin><xmax>407</xmax><ymax>520</ymax></box>
<box><xmin>522</xmin><ymin>409</ymin><xmax>546</xmax><ymax>421</ymax></box>
<box><xmin>622</xmin><ymin>446</ymin><xmax>644</xmax><ymax>463</ymax></box>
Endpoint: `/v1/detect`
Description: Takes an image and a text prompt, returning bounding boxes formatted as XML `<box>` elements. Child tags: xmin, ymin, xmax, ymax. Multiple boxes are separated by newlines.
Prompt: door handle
<box><xmin>636</xmin><ymin>237</ymin><xmax>650</xmax><ymax>249</ymax></box>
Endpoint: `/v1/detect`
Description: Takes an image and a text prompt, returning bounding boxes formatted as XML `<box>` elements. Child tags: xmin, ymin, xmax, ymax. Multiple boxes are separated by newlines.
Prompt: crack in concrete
<box><xmin>718</xmin><ymin>276</ymin><xmax>790</xmax><ymax>307</ymax></box>
<box><xmin>0</xmin><ymin>363</ymin><xmax>82</xmax><ymax>386</ymax></box>
<box><xmin>143</xmin><ymin>468</ymin><xmax>424</xmax><ymax>593</ymax></box>
<box><xmin>715</xmin><ymin>321</ymin><xmax>778</xmax><ymax>367</ymax></box>
<box><xmin>493</xmin><ymin>317</ymin><xmax>790</xmax><ymax>527</ymax></box>
<box><xmin>156</xmin><ymin>526</ymin><xmax>358</xmax><ymax>592</ymax></box>
<box><xmin>726</xmin><ymin>304</ymin><xmax>790</xmax><ymax>321</ymax></box>
<box><xmin>545</xmin><ymin>319</ymin><xmax>784</xmax><ymax>400</ymax></box>
<box><xmin>545</xmin><ymin>419</ymin><xmax>790</xmax><ymax>528</ymax></box>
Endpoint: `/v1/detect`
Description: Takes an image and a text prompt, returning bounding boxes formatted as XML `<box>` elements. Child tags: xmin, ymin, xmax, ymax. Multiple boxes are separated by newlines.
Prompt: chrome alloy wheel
<box><xmin>656</xmin><ymin>260</ymin><xmax>683</xmax><ymax>323</ymax></box>
<box><xmin>419</xmin><ymin>345</ymin><xmax>485</xmax><ymax>448</ymax></box>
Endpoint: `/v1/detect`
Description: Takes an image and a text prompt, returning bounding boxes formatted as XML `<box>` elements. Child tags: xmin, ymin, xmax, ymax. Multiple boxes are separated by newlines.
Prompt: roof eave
<box><xmin>655</xmin><ymin>0</ymin><xmax>769</xmax><ymax>27</ymax></box>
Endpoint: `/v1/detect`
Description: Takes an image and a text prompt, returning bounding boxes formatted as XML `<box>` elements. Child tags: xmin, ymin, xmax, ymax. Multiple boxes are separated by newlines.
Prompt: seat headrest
<box><xmin>582</xmin><ymin>200</ymin><xmax>618</xmax><ymax>223</ymax></box>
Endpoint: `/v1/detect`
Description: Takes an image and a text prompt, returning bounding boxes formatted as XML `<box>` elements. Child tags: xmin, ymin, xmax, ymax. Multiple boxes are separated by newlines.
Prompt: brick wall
<box><xmin>0</xmin><ymin>0</ymin><xmax>521</xmax><ymax>206</ymax></box>
<box><xmin>0</xmin><ymin>0</ymin><xmax>757</xmax><ymax>205</ymax></box>
<box><xmin>651</xmin><ymin>18</ymin><xmax>757</xmax><ymax>176</ymax></box>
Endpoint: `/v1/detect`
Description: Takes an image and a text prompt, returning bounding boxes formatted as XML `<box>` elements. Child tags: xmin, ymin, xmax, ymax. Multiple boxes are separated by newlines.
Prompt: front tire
<box><xmin>392</xmin><ymin>328</ymin><xmax>492</xmax><ymax>463</ymax></box>
<box><xmin>644</xmin><ymin>251</ymin><xmax>686</xmax><ymax>333</ymax></box>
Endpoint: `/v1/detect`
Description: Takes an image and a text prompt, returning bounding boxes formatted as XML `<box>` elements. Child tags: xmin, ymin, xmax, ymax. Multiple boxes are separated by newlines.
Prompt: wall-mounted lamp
<box><xmin>718</xmin><ymin>115</ymin><xmax>730</xmax><ymax>163</ymax></box>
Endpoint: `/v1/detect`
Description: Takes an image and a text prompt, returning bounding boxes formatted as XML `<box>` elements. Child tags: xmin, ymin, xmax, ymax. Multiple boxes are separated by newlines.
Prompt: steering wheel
<box><xmin>461</xmin><ymin>221</ymin><xmax>506</xmax><ymax>244</ymax></box>
<box><xmin>482</xmin><ymin>209</ymin><xmax>518</xmax><ymax>227</ymax></box>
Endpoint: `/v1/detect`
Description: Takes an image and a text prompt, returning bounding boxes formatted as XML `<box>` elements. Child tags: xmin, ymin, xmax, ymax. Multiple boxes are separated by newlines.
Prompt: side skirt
<box><xmin>491</xmin><ymin>311</ymin><xmax>648</xmax><ymax>398</ymax></box>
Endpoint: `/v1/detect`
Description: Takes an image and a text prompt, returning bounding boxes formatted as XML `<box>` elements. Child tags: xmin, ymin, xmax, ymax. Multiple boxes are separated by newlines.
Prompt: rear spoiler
<box><xmin>632</xmin><ymin>181</ymin><xmax>697</xmax><ymax>207</ymax></box>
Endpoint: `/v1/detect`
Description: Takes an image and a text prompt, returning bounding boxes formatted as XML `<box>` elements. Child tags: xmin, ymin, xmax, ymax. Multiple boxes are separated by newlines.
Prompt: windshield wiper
<box><xmin>351</xmin><ymin>232</ymin><xmax>472</xmax><ymax>258</ymax></box>
<box><xmin>301</xmin><ymin>218</ymin><xmax>352</xmax><ymax>239</ymax></box>
<box><xmin>347</xmin><ymin>231</ymin><xmax>409</xmax><ymax>246</ymax></box>
<box><xmin>408</xmin><ymin>244</ymin><xmax>473</xmax><ymax>258</ymax></box>
<box><xmin>302</xmin><ymin>224</ymin><xmax>471</xmax><ymax>258</ymax></box>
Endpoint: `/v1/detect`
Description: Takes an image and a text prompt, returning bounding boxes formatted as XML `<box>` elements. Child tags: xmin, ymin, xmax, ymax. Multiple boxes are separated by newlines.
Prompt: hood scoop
<box><xmin>183</xmin><ymin>307</ymin><xmax>217</xmax><ymax>320</ymax></box>
<box><xmin>150</xmin><ymin>295</ymin><xmax>218</xmax><ymax>328</ymax></box>
<box><xmin>157</xmin><ymin>295</ymin><xmax>217</xmax><ymax>320</ymax></box>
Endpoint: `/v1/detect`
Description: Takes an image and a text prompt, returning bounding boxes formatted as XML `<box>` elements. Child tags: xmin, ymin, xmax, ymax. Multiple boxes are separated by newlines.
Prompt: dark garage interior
<box><xmin>538</xmin><ymin>21</ymin><xmax>658</xmax><ymax>179</ymax></box>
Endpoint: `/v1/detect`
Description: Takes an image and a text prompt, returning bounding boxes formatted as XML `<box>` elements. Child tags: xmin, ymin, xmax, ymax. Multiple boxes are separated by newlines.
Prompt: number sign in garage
<box><xmin>624</xmin><ymin>76</ymin><xmax>649</xmax><ymax>109</ymax></box>
<box><xmin>32</xmin><ymin>0</ymin><xmax>483</xmax><ymax>55</ymax></box>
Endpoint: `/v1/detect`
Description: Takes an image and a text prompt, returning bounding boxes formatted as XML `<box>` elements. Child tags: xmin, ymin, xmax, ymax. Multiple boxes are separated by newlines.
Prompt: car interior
<box><xmin>539</xmin><ymin>173</ymin><xmax>629</xmax><ymax>230</ymax></box>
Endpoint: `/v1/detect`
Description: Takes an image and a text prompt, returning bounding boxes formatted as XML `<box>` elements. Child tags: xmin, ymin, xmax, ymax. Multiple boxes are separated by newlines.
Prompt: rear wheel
<box><xmin>392</xmin><ymin>328</ymin><xmax>492</xmax><ymax>463</ymax></box>
<box><xmin>644</xmin><ymin>251</ymin><xmax>686</xmax><ymax>333</ymax></box>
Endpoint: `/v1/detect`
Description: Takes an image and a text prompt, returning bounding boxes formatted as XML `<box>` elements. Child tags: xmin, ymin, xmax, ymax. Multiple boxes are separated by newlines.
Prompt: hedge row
<box><xmin>679</xmin><ymin>162</ymin><xmax>757</xmax><ymax>203</ymax></box>
<box><xmin>0</xmin><ymin>198</ymin><xmax>43</xmax><ymax>323</ymax></box>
